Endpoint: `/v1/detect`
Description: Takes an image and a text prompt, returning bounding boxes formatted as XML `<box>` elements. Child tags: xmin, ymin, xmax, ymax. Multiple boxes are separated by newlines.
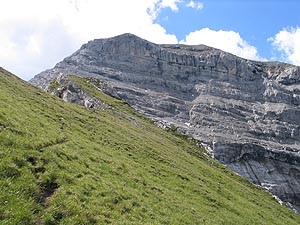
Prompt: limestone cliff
<box><xmin>30</xmin><ymin>33</ymin><xmax>300</xmax><ymax>211</ymax></box>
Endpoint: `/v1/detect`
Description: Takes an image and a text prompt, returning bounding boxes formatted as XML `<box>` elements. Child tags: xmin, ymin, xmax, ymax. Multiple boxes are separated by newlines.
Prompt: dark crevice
<box><xmin>39</xmin><ymin>180</ymin><xmax>59</xmax><ymax>206</ymax></box>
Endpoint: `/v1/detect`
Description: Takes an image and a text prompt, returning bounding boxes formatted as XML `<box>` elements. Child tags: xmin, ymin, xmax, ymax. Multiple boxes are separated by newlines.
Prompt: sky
<box><xmin>0</xmin><ymin>0</ymin><xmax>299</xmax><ymax>81</ymax></box>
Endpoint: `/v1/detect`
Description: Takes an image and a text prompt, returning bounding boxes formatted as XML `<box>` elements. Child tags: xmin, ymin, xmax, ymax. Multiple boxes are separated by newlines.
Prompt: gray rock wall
<box><xmin>30</xmin><ymin>33</ymin><xmax>300</xmax><ymax>211</ymax></box>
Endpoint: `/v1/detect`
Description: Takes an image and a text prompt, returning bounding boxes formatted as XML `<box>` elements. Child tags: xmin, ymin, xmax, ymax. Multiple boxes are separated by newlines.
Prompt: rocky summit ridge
<box><xmin>30</xmin><ymin>33</ymin><xmax>300</xmax><ymax>211</ymax></box>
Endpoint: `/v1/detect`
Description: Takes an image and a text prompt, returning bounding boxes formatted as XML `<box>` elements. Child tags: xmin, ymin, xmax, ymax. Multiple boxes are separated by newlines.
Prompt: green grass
<box><xmin>0</xmin><ymin>68</ymin><xmax>299</xmax><ymax>224</ymax></box>
<box><xmin>48</xmin><ymin>77</ymin><xmax>60</xmax><ymax>93</ymax></box>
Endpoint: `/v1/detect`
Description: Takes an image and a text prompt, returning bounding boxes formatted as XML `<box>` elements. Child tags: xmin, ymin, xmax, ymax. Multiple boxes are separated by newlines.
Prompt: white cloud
<box><xmin>25</xmin><ymin>34</ymin><xmax>43</xmax><ymax>56</ymax></box>
<box><xmin>148</xmin><ymin>0</ymin><xmax>183</xmax><ymax>19</ymax></box>
<box><xmin>160</xmin><ymin>0</ymin><xmax>182</xmax><ymax>11</ymax></box>
<box><xmin>269</xmin><ymin>27</ymin><xmax>300</xmax><ymax>66</ymax></box>
<box><xmin>180</xmin><ymin>28</ymin><xmax>262</xmax><ymax>61</ymax></box>
<box><xmin>0</xmin><ymin>0</ymin><xmax>180</xmax><ymax>80</ymax></box>
<box><xmin>186</xmin><ymin>1</ymin><xmax>204</xmax><ymax>10</ymax></box>
<box><xmin>0</xmin><ymin>0</ymin><xmax>265</xmax><ymax>81</ymax></box>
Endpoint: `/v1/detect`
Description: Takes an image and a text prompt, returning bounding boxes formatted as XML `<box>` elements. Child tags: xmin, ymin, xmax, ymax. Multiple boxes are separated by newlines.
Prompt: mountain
<box><xmin>30</xmin><ymin>33</ymin><xmax>300</xmax><ymax>211</ymax></box>
<box><xmin>3</xmin><ymin>67</ymin><xmax>300</xmax><ymax>223</ymax></box>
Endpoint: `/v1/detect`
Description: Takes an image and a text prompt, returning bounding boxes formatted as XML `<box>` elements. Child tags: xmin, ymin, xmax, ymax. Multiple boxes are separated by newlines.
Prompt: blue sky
<box><xmin>0</xmin><ymin>0</ymin><xmax>299</xmax><ymax>80</ymax></box>
<box><xmin>155</xmin><ymin>0</ymin><xmax>300</xmax><ymax>60</ymax></box>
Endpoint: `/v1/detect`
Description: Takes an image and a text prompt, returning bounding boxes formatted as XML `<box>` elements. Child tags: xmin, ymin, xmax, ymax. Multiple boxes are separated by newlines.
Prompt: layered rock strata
<box><xmin>31</xmin><ymin>33</ymin><xmax>300</xmax><ymax>211</ymax></box>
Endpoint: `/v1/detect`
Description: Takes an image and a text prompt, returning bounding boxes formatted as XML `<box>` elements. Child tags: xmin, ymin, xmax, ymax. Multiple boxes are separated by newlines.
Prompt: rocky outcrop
<box><xmin>30</xmin><ymin>33</ymin><xmax>300</xmax><ymax>211</ymax></box>
<box><xmin>49</xmin><ymin>75</ymin><xmax>110</xmax><ymax>110</ymax></box>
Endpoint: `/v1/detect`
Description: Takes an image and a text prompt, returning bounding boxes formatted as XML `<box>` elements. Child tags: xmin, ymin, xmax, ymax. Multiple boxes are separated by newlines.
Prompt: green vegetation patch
<box><xmin>0</xmin><ymin>68</ymin><xmax>299</xmax><ymax>224</ymax></box>
<box><xmin>48</xmin><ymin>77</ymin><xmax>60</xmax><ymax>93</ymax></box>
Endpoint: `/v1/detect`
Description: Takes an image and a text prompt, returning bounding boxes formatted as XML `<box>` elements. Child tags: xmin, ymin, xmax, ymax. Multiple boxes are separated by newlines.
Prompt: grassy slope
<box><xmin>0</xmin><ymin>68</ymin><xmax>299</xmax><ymax>225</ymax></box>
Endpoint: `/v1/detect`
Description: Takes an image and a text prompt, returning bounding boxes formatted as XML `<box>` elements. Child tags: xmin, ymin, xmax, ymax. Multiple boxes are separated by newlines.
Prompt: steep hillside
<box><xmin>1</xmin><ymin>67</ymin><xmax>300</xmax><ymax>224</ymax></box>
<box><xmin>30</xmin><ymin>33</ymin><xmax>300</xmax><ymax>211</ymax></box>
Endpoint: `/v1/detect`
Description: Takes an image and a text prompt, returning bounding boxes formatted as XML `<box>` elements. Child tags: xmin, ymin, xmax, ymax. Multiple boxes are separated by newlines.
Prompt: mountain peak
<box><xmin>112</xmin><ymin>33</ymin><xmax>144</xmax><ymax>40</ymax></box>
<box><xmin>83</xmin><ymin>33</ymin><xmax>154</xmax><ymax>48</ymax></box>
<box><xmin>30</xmin><ymin>34</ymin><xmax>300</xmax><ymax>211</ymax></box>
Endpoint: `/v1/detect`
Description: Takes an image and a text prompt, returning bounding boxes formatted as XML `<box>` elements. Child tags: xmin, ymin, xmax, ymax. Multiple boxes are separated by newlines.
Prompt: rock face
<box><xmin>30</xmin><ymin>33</ymin><xmax>300</xmax><ymax>211</ymax></box>
<box><xmin>49</xmin><ymin>75</ymin><xmax>110</xmax><ymax>110</ymax></box>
